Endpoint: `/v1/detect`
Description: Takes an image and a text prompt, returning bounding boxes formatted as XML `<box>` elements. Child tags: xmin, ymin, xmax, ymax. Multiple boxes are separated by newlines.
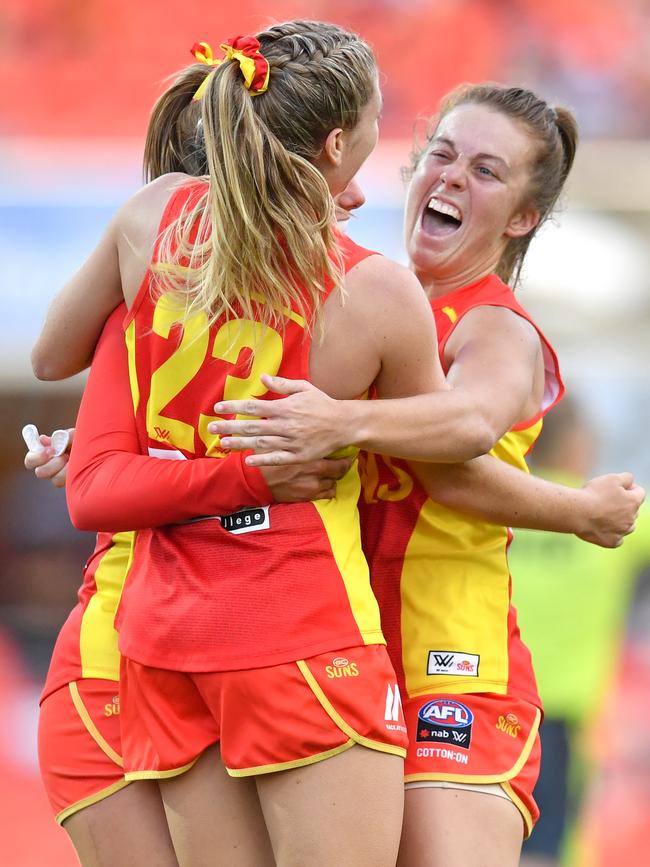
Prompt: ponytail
<box><xmin>143</xmin><ymin>65</ymin><xmax>210</xmax><ymax>182</ymax></box>
<box><xmin>152</xmin><ymin>22</ymin><xmax>376</xmax><ymax>332</ymax></box>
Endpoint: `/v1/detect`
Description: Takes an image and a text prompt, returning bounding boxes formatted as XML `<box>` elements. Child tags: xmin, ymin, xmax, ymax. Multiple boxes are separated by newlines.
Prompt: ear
<box><xmin>504</xmin><ymin>206</ymin><xmax>540</xmax><ymax>239</ymax></box>
<box><xmin>321</xmin><ymin>127</ymin><xmax>344</xmax><ymax>168</ymax></box>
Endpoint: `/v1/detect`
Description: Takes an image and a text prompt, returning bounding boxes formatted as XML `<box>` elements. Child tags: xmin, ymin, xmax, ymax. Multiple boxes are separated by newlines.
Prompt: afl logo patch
<box><xmin>416</xmin><ymin>698</ymin><xmax>473</xmax><ymax>748</ymax></box>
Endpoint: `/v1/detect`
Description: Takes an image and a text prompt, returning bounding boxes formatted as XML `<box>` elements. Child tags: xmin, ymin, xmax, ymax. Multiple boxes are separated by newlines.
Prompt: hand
<box><xmin>576</xmin><ymin>473</ymin><xmax>645</xmax><ymax>548</ymax></box>
<box><xmin>23</xmin><ymin>428</ymin><xmax>75</xmax><ymax>489</ymax></box>
<box><xmin>261</xmin><ymin>457</ymin><xmax>352</xmax><ymax>503</ymax></box>
<box><xmin>209</xmin><ymin>375</ymin><xmax>348</xmax><ymax>466</ymax></box>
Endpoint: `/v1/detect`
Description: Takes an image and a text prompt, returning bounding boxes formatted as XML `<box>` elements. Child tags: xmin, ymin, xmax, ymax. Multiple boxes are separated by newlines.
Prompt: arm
<box><xmin>412</xmin><ymin>458</ymin><xmax>645</xmax><ymax>549</ymax></box>
<box><xmin>31</xmin><ymin>214</ymin><xmax>124</xmax><ymax>380</ymax></box>
<box><xmin>208</xmin><ymin>306</ymin><xmax>536</xmax><ymax>465</ymax></box>
<box><xmin>65</xmin><ymin>308</ymin><xmax>351</xmax><ymax>531</ymax></box>
<box><xmin>31</xmin><ymin>175</ymin><xmax>183</xmax><ymax>381</ymax></box>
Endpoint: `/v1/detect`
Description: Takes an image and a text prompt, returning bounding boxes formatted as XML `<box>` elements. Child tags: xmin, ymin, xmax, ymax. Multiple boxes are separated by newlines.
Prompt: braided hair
<box><xmin>152</xmin><ymin>20</ymin><xmax>377</xmax><ymax>332</ymax></box>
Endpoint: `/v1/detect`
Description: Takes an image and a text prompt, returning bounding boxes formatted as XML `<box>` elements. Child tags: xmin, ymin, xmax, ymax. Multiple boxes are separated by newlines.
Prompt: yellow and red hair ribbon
<box><xmin>190</xmin><ymin>37</ymin><xmax>270</xmax><ymax>101</ymax></box>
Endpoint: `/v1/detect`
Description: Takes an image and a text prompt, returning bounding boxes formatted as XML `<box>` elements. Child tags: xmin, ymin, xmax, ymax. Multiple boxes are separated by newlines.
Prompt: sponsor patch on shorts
<box><xmin>416</xmin><ymin>698</ymin><xmax>473</xmax><ymax>748</ymax></box>
<box><xmin>384</xmin><ymin>684</ymin><xmax>407</xmax><ymax>733</ymax></box>
<box><xmin>427</xmin><ymin>651</ymin><xmax>480</xmax><ymax>677</ymax></box>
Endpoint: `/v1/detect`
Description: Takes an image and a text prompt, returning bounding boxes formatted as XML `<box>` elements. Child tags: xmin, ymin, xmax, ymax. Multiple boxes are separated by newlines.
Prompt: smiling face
<box><xmin>404</xmin><ymin>103</ymin><xmax>541</xmax><ymax>294</ymax></box>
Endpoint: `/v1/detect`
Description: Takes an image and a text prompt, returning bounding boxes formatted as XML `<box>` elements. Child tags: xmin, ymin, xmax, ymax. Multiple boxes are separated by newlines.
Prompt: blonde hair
<box><xmin>152</xmin><ymin>21</ymin><xmax>376</xmax><ymax>330</ymax></box>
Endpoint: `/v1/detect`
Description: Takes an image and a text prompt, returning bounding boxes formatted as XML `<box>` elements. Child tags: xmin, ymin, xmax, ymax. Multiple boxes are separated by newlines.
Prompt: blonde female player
<box><xmin>205</xmin><ymin>84</ymin><xmax>645</xmax><ymax>867</ymax></box>
<box><xmin>34</xmin><ymin>42</ymin><xmax>636</xmax><ymax>867</ymax></box>
<box><xmin>32</xmin><ymin>20</ymin><xmax>526</xmax><ymax>867</ymax></box>
<box><xmin>27</xmin><ymin>58</ymin><xmax>360</xmax><ymax>867</ymax></box>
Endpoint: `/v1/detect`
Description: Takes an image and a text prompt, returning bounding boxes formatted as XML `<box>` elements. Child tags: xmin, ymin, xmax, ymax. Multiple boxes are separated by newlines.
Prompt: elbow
<box><xmin>65</xmin><ymin>479</ymin><xmax>96</xmax><ymax>532</ymax></box>
<box><xmin>66</xmin><ymin>496</ymin><xmax>91</xmax><ymax>532</ymax></box>
<box><xmin>464</xmin><ymin>414</ymin><xmax>500</xmax><ymax>460</ymax></box>
<box><xmin>31</xmin><ymin>342</ymin><xmax>87</xmax><ymax>381</ymax></box>
<box><xmin>31</xmin><ymin>345</ymin><xmax>65</xmax><ymax>381</ymax></box>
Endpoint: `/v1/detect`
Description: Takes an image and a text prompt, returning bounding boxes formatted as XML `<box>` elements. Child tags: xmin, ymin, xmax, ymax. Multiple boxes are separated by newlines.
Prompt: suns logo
<box><xmin>104</xmin><ymin>695</ymin><xmax>120</xmax><ymax>717</ymax></box>
<box><xmin>495</xmin><ymin>713</ymin><xmax>521</xmax><ymax>738</ymax></box>
<box><xmin>326</xmin><ymin>657</ymin><xmax>359</xmax><ymax>678</ymax></box>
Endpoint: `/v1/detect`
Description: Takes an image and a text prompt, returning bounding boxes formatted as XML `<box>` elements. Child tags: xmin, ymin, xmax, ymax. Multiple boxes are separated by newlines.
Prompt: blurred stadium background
<box><xmin>1</xmin><ymin>1</ymin><xmax>648</xmax><ymax>864</ymax></box>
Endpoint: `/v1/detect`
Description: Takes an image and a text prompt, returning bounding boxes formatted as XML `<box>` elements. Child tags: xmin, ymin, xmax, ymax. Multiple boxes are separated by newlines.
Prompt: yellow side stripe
<box><xmin>124</xmin><ymin>755</ymin><xmax>200</xmax><ymax>782</ymax></box>
<box><xmin>69</xmin><ymin>682</ymin><xmax>123</xmax><ymax>768</ymax></box>
<box><xmin>125</xmin><ymin>319</ymin><xmax>140</xmax><ymax>413</ymax></box>
<box><xmin>296</xmin><ymin>660</ymin><xmax>407</xmax><ymax>759</ymax></box>
<box><xmin>228</xmin><ymin>740</ymin><xmax>356</xmax><ymax>778</ymax></box>
<box><xmin>501</xmin><ymin>780</ymin><xmax>534</xmax><ymax>838</ymax></box>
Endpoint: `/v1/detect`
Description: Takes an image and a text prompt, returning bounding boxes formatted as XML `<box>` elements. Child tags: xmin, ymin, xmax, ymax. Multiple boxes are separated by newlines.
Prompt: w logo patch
<box><xmin>153</xmin><ymin>426</ymin><xmax>170</xmax><ymax>441</ymax></box>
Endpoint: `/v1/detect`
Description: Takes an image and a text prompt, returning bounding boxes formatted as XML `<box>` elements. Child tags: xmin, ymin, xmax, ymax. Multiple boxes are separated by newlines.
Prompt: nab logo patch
<box><xmin>416</xmin><ymin>698</ymin><xmax>473</xmax><ymax>748</ymax></box>
<box><xmin>427</xmin><ymin>650</ymin><xmax>480</xmax><ymax>677</ymax></box>
<box><xmin>153</xmin><ymin>426</ymin><xmax>170</xmax><ymax>441</ymax></box>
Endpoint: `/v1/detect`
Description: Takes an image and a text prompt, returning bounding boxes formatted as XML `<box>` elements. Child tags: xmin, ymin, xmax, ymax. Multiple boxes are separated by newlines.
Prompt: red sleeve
<box><xmin>66</xmin><ymin>305</ymin><xmax>272</xmax><ymax>532</ymax></box>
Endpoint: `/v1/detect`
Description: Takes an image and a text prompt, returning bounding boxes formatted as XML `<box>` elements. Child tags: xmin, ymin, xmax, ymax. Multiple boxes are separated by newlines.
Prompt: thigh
<box><xmin>404</xmin><ymin>692</ymin><xmax>542</xmax><ymax>836</ymax></box>
<box><xmin>160</xmin><ymin>742</ymin><xmax>275</xmax><ymax>867</ymax></box>
<box><xmin>256</xmin><ymin>744</ymin><xmax>404</xmax><ymax>867</ymax></box>
<box><xmin>398</xmin><ymin>786</ymin><xmax>523</xmax><ymax>867</ymax></box>
<box><xmin>65</xmin><ymin>781</ymin><xmax>179</xmax><ymax>867</ymax></box>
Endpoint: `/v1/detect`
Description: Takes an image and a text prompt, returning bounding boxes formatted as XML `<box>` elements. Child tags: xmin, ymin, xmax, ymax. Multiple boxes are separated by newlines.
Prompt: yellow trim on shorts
<box><xmin>296</xmin><ymin>660</ymin><xmax>407</xmax><ymax>759</ymax></box>
<box><xmin>404</xmin><ymin>706</ymin><xmax>541</xmax><ymax>786</ymax></box>
<box><xmin>57</xmin><ymin>779</ymin><xmax>131</xmax><ymax>826</ymax></box>
<box><xmin>69</xmin><ymin>682</ymin><xmax>123</xmax><ymax>768</ymax></box>
<box><xmin>228</xmin><ymin>740</ymin><xmax>356</xmax><ymax>777</ymax></box>
<box><xmin>124</xmin><ymin>755</ymin><xmax>200</xmax><ymax>782</ymax></box>
<box><xmin>501</xmin><ymin>780</ymin><xmax>534</xmax><ymax>839</ymax></box>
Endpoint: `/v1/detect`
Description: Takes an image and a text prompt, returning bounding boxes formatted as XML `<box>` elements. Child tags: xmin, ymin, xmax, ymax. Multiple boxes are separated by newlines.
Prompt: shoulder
<box><xmin>344</xmin><ymin>254</ymin><xmax>430</xmax><ymax>311</ymax></box>
<box><xmin>451</xmin><ymin>302</ymin><xmax>542</xmax><ymax>352</ymax></box>
<box><xmin>113</xmin><ymin>173</ymin><xmax>199</xmax><ymax>263</ymax></box>
<box><xmin>116</xmin><ymin>173</ymin><xmax>195</xmax><ymax>230</ymax></box>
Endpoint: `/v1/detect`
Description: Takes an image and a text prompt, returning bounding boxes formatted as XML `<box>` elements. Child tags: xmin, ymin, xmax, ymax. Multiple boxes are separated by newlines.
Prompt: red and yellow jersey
<box><xmin>361</xmin><ymin>273</ymin><xmax>564</xmax><ymax>707</ymax></box>
<box><xmin>116</xmin><ymin>180</ymin><xmax>385</xmax><ymax>672</ymax></box>
<box><xmin>41</xmin><ymin>531</ymin><xmax>134</xmax><ymax>702</ymax></box>
<box><xmin>45</xmin><ymin>296</ymin><xmax>277</xmax><ymax>703</ymax></box>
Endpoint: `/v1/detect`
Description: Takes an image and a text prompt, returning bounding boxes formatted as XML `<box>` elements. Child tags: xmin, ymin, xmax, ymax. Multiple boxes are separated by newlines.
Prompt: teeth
<box><xmin>427</xmin><ymin>197</ymin><xmax>461</xmax><ymax>222</ymax></box>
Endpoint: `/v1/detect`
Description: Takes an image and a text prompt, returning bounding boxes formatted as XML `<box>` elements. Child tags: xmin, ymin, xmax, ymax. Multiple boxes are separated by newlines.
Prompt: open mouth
<box><xmin>421</xmin><ymin>196</ymin><xmax>462</xmax><ymax>237</ymax></box>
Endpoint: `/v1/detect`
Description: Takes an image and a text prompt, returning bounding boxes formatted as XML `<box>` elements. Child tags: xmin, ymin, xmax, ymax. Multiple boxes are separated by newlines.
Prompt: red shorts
<box><xmin>403</xmin><ymin>693</ymin><xmax>541</xmax><ymax>837</ymax></box>
<box><xmin>121</xmin><ymin>644</ymin><xmax>407</xmax><ymax>780</ymax></box>
<box><xmin>38</xmin><ymin>680</ymin><xmax>128</xmax><ymax>824</ymax></box>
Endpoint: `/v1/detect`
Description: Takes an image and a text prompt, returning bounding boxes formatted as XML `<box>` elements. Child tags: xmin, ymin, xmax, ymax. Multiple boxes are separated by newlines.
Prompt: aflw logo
<box><xmin>427</xmin><ymin>650</ymin><xmax>480</xmax><ymax>677</ymax></box>
<box><xmin>153</xmin><ymin>426</ymin><xmax>170</xmax><ymax>441</ymax></box>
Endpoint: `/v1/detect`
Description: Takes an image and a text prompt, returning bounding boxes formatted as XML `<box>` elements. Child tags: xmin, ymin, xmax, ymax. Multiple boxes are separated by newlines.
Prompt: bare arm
<box><xmin>209</xmin><ymin>260</ymin><xmax>497</xmax><ymax>464</ymax></box>
<box><xmin>31</xmin><ymin>216</ymin><xmax>124</xmax><ymax>379</ymax></box>
<box><xmin>413</xmin><ymin>458</ymin><xmax>644</xmax><ymax>548</ymax></box>
<box><xmin>31</xmin><ymin>174</ymin><xmax>184</xmax><ymax>380</ymax></box>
